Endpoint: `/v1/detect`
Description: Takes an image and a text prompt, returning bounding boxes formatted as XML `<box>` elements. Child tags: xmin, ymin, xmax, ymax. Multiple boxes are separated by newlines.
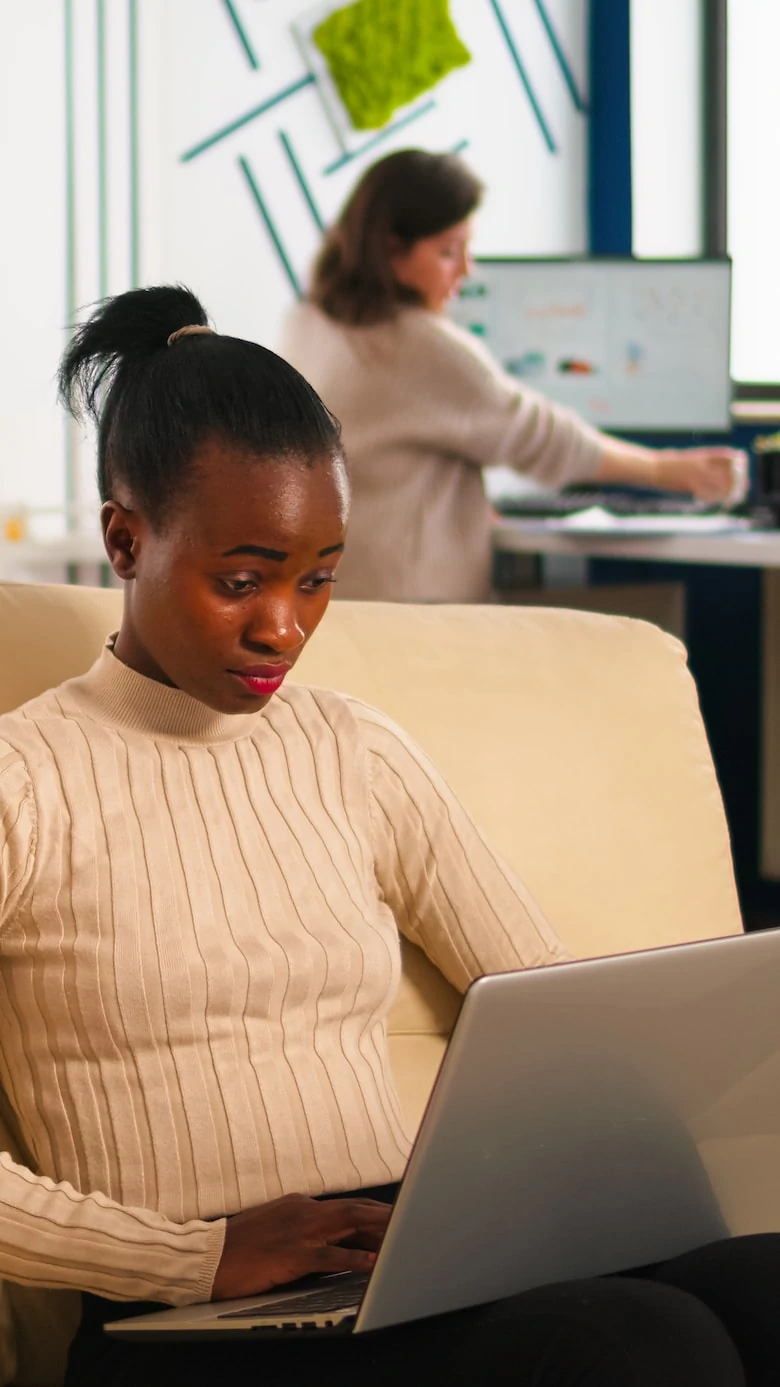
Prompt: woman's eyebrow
<box><xmin>220</xmin><ymin>542</ymin><xmax>345</xmax><ymax>561</ymax></box>
<box><xmin>221</xmin><ymin>545</ymin><xmax>288</xmax><ymax>561</ymax></box>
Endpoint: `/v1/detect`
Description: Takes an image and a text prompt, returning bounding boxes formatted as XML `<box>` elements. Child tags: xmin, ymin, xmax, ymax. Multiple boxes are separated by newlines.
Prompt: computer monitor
<box><xmin>449</xmin><ymin>258</ymin><xmax>732</xmax><ymax>433</ymax></box>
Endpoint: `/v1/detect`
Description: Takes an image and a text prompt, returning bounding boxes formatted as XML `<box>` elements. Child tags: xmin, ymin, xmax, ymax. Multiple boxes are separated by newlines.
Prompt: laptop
<box><xmin>107</xmin><ymin>927</ymin><xmax>780</xmax><ymax>1341</ymax></box>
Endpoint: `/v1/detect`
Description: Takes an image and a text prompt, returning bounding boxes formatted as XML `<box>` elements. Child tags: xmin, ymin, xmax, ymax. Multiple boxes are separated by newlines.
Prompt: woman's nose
<box><xmin>244</xmin><ymin>594</ymin><xmax>305</xmax><ymax>653</ymax></box>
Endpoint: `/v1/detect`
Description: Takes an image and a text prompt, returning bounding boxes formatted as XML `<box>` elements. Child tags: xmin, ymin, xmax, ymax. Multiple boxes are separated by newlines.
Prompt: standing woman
<box><xmin>281</xmin><ymin>149</ymin><xmax>745</xmax><ymax>603</ymax></box>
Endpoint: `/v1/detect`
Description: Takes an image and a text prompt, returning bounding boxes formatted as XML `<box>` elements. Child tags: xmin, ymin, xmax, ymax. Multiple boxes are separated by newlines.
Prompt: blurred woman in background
<box><xmin>281</xmin><ymin>149</ymin><xmax>745</xmax><ymax>603</ymax></box>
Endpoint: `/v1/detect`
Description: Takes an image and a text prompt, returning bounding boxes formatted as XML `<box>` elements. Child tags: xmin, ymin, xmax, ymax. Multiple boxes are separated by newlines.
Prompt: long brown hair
<box><xmin>310</xmin><ymin>149</ymin><xmax>483</xmax><ymax>326</ymax></box>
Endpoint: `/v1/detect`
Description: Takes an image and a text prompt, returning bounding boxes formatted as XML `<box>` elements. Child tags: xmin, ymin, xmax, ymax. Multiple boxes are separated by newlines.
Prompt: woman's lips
<box><xmin>230</xmin><ymin>664</ymin><xmax>291</xmax><ymax>696</ymax></box>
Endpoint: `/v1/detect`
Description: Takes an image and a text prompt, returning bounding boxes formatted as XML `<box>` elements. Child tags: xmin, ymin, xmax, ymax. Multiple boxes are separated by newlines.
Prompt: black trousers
<box><xmin>66</xmin><ymin>1230</ymin><xmax>780</xmax><ymax>1387</ymax></box>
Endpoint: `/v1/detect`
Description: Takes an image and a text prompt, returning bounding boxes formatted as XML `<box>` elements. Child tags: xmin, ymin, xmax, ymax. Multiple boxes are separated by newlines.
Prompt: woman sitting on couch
<box><xmin>0</xmin><ymin>285</ymin><xmax>776</xmax><ymax>1386</ymax></box>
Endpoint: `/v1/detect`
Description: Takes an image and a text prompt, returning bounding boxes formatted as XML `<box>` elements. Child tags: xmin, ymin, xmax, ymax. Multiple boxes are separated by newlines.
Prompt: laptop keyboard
<box><xmin>495</xmin><ymin>489</ymin><xmax>721</xmax><ymax>518</ymax></box>
<box><xmin>493</xmin><ymin>489</ymin><xmax>774</xmax><ymax>523</ymax></box>
<box><xmin>218</xmin><ymin>1273</ymin><xmax>370</xmax><ymax>1320</ymax></box>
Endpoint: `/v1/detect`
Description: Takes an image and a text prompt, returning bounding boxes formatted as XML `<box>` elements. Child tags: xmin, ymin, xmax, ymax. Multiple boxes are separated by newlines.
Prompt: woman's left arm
<box><xmin>355</xmin><ymin>700</ymin><xmax>571</xmax><ymax>994</ymax></box>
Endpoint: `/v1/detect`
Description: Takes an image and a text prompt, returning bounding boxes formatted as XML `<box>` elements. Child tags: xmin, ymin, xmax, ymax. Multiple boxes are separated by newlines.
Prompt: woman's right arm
<box><xmin>413</xmin><ymin>316</ymin><xmax>744</xmax><ymax>501</ymax></box>
<box><xmin>0</xmin><ymin>1150</ymin><xmax>225</xmax><ymax>1303</ymax></box>
<box><xmin>0</xmin><ymin>751</ymin><xmax>387</xmax><ymax>1304</ymax></box>
<box><xmin>0</xmin><ymin>748</ymin><xmax>225</xmax><ymax>1304</ymax></box>
<box><xmin>409</xmin><ymin>314</ymin><xmax>603</xmax><ymax>490</ymax></box>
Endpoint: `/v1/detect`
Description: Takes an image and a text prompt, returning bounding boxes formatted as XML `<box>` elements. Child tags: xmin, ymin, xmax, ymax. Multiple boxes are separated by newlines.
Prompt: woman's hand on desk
<box><xmin>653</xmin><ymin>448</ymin><xmax>749</xmax><ymax>505</ymax></box>
<box><xmin>210</xmin><ymin>1192</ymin><xmax>391</xmax><ymax>1301</ymax></box>
<box><xmin>596</xmin><ymin>437</ymin><xmax>749</xmax><ymax>505</ymax></box>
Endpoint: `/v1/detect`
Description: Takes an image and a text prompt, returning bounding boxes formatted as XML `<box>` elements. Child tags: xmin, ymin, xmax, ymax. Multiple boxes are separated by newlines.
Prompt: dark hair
<box><xmin>310</xmin><ymin>149</ymin><xmax>483</xmax><ymax>326</ymax></box>
<box><xmin>59</xmin><ymin>284</ymin><xmax>344</xmax><ymax>524</ymax></box>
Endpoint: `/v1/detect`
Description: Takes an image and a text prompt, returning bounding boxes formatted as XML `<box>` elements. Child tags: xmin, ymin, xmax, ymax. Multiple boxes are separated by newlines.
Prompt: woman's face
<box><xmin>103</xmin><ymin>440</ymin><xmax>349</xmax><ymax>714</ymax></box>
<box><xmin>389</xmin><ymin>217</ymin><xmax>474</xmax><ymax>312</ymax></box>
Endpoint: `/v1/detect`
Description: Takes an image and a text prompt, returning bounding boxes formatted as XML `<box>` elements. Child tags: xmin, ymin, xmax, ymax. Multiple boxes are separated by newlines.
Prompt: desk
<box><xmin>494</xmin><ymin>520</ymin><xmax>780</xmax><ymax>569</ymax></box>
<box><xmin>0</xmin><ymin>533</ymin><xmax>110</xmax><ymax>581</ymax></box>
<box><xmin>494</xmin><ymin>518</ymin><xmax>780</xmax><ymax>898</ymax></box>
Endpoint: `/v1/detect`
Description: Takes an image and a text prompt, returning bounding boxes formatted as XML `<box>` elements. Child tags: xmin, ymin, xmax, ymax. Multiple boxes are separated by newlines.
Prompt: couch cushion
<box><xmin>291</xmin><ymin>601</ymin><xmax>741</xmax><ymax>959</ymax></box>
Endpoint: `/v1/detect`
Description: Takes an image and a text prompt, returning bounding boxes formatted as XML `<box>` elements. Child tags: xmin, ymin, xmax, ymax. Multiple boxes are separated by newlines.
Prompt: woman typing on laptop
<box><xmin>0</xmin><ymin>285</ymin><xmax>776</xmax><ymax>1386</ymax></box>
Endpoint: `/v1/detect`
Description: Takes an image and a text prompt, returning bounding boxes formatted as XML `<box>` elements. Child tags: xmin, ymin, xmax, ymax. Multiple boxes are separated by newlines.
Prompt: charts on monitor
<box><xmin>449</xmin><ymin>259</ymin><xmax>732</xmax><ymax>432</ymax></box>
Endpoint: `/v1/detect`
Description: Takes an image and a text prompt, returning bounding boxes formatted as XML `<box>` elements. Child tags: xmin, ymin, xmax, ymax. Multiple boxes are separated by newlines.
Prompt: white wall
<box><xmin>0</xmin><ymin>6</ymin><xmax>68</xmax><ymax>515</ymax></box>
<box><xmin>3</xmin><ymin>0</ymin><xmax>590</xmax><ymax>516</ymax></box>
<box><xmin>148</xmin><ymin>0</ymin><xmax>590</xmax><ymax>348</ymax></box>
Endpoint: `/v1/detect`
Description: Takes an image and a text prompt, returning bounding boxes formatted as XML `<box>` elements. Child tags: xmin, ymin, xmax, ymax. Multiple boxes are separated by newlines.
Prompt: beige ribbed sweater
<box><xmin>280</xmin><ymin>304</ymin><xmax>603</xmax><ymax>602</ymax></box>
<box><xmin>0</xmin><ymin>644</ymin><xmax>566</xmax><ymax>1305</ymax></box>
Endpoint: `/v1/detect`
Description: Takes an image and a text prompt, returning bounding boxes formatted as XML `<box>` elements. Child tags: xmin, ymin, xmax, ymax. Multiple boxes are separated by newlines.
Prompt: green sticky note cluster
<box><xmin>313</xmin><ymin>0</ymin><xmax>471</xmax><ymax>132</ymax></box>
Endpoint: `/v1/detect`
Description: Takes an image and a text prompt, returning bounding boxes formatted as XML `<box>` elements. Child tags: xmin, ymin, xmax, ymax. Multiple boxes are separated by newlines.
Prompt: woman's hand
<box><xmin>210</xmin><ymin>1192</ymin><xmax>391</xmax><ymax>1301</ymax></box>
<box><xmin>653</xmin><ymin>447</ymin><xmax>749</xmax><ymax>505</ymax></box>
<box><xmin>596</xmin><ymin>437</ymin><xmax>749</xmax><ymax>506</ymax></box>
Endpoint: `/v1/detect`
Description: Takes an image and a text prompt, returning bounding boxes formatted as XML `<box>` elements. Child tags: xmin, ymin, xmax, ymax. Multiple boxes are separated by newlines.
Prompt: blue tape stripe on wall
<box><xmin>182</xmin><ymin>76</ymin><xmax>315</xmax><ymax>162</ymax></box>
<box><xmin>489</xmin><ymin>0</ymin><xmax>557</xmax><ymax>153</ymax></box>
<box><xmin>589</xmin><ymin>0</ymin><xmax>632</xmax><ymax>254</ymax></box>
<box><xmin>237</xmin><ymin>155</ymin><xmax>301</xmax><ymax>297</ymax></box>
<box><xmin>280</xmin><ymin>131</ymin><xmax>324</xmax><ymax>232</ymax></box>
<box><xmin>129</xmin><ymin>0</ymin><xmax>141</xmax><ymax>284</ymax></box>
<box><xmin>222</xmin><ymin>0</ymin><xmax>260</xmax><ymax>70</ymax></box>
<box><xmin>533</xmin><ymin>0</ymin><xmax>588</xmax><ymax>112</ymax></box>
<box><xmin>323</xmin><ymin>99</ymin><xmax>437</xmax><ymax>176</ymax></box>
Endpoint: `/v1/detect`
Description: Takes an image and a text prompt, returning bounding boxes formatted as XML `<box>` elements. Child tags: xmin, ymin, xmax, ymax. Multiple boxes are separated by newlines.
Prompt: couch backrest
<box><xmin>0</xmin><ymin>581</ymin><xmax>742</xmax><ymax>957</ymax></box>
<box><xmin>0</xmin><ymin>582</ymin><xmax>742</xmax><ymax>1109</ymax></box>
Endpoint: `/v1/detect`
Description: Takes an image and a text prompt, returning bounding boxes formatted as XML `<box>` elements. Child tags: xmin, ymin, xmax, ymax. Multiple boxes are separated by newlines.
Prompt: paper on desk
<box><xmin>542</xmin><ymin>506</ymin><xmax>753</xmax><ymax>536</ymax></box>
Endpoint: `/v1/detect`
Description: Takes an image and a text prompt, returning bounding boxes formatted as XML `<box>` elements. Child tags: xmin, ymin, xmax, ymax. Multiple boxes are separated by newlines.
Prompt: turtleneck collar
<box><xmin>69</xmin><ymin>638</ymin><xmax>267</xmax><ymax>744</ymax></box>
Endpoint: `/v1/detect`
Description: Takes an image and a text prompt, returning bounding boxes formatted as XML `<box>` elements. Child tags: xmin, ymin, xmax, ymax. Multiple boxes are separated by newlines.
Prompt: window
<box><xmin>630</xmin><ymin>0</ymin><xmax>703</xmax><ymax>260</ymax></box>
<box><xmin>728</xmin><ymin>0</ymin><xmax>780</xmax><ymax>385</ymax></box>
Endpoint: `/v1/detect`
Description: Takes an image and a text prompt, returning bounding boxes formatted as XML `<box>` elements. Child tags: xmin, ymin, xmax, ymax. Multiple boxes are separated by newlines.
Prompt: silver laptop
<box><xmin>107</xmin><ymin>927</ymin><xmax>780</xmax><ymax>1340</ymax></box>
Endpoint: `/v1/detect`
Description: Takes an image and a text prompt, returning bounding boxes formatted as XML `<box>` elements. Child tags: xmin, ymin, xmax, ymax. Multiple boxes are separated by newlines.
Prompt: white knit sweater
<box><xmin>0</xmin><ymin>645</ymin><xmax>566</xmax><ymax>1304</ymax></box>
<box><xmin>280</xmin><ymin>304</ymin><xmax>603</xmax><ymax>602</ymax></box>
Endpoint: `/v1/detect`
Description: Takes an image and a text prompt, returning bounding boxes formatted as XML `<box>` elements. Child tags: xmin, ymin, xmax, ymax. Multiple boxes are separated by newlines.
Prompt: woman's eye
<box><xmin>222</xmin><ymin>577</ymin><xmax>257</xmax><ymax>595</ymax></box>
<box><xmin>302</xmin><ymin>574</ymin><xmax>337</xmax><ymax>592</ymax></box>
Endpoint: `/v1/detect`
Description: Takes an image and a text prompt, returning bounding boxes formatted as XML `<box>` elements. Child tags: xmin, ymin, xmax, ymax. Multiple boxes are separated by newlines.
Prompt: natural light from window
<box><xmin>728</xmin><ymin>0</ymin><xmax>780</xmax><ymax>383</ymax></box>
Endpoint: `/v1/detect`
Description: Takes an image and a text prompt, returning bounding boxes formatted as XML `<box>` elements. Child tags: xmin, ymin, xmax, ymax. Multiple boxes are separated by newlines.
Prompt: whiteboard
<box><xmin>449</xmin><ymin>259</ymin><xmax>732</xmax><ymax>432</ymax></box>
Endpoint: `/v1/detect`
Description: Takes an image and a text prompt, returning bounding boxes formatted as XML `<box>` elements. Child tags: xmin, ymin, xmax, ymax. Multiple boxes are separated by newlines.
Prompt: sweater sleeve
<box><xmin>352</xmin><ymin>702</ymin><xmax>572</xmax><ymax>993</ymax></box>
<box><xmin>408</xmin><ymin>312</ymin><xmax>604</xmax><ymax>488</ymax></box>
<box><xmin>0</xmin><ymin>1153</ymin><xmax>225</xmax><ymax>1303</ymax></box>
<box><xmin>0</xmin><ymin>747</ymin><xmax>225</xmax><ymax>1305</ymax></box>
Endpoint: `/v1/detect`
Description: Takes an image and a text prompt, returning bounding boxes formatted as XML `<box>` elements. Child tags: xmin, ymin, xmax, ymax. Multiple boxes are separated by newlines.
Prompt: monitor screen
<box><xmin>448</xmin><ymin>258</ymin><xmax>732</xmax><ymax>432</ymax></box>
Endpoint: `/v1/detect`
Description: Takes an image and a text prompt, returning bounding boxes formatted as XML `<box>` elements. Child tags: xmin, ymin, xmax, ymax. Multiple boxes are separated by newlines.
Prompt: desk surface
<box><xmin>493</xmin><ymin>520</ymin><xmax>780</xmax><ymax>569</ymax></box>
<box><xmin>0</xmin><ymin>533</ymin><xmax>109</xmax><ymax>577</ymax></box>
<box><xmin>4</xmin><ymin>526</ymin><xmax>780</xmax><ymax>576</ymax></box>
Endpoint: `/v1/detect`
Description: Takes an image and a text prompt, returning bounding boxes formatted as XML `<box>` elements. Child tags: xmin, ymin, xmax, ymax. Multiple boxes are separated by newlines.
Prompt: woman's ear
<box><xmin>387</xmin><ymin>235</ymin><xmax>414</xmax><ymax>284</ymax></box>
<box><xmin>101</xmin><ymin>499</ymin><xmax>141</xmax><ymax>581</ymax></box>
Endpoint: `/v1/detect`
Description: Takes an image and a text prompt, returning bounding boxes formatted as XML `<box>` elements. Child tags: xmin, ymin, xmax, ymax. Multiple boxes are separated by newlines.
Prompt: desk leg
<box><xmin>761</xmin><ymin>569</ymin><xmax>780</xmax><ymax>880</ymax></box>
<box><xmin>492</xmin><ymin>551</ymin><xmax>543</xmax><ymax>594</ymax></box>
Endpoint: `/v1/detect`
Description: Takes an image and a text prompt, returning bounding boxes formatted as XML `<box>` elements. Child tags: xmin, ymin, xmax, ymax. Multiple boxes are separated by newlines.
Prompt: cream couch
<box><xmin>0</xmin><ymin>582</ymin><xmax>741</xmax><ymax>1385</ymax></box>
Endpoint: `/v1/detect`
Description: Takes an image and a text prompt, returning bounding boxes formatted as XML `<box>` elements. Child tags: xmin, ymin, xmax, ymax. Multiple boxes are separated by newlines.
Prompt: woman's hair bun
<box><xmin>59</xmin><ymin>284</ymin><xmax>209</xmax><ymax>424</ymax></box>
<box><xmin>55</xmin><ymin>282</ymin><xmax>343</xmax><ymax>523</ymax></box>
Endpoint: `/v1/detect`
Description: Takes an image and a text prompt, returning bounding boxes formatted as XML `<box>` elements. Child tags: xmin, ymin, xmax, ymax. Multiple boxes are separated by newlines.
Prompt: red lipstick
<box><xmin>230</xmin><ymin>664</ymin><xmax>291</xmax><ymax>697</ymax></box>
